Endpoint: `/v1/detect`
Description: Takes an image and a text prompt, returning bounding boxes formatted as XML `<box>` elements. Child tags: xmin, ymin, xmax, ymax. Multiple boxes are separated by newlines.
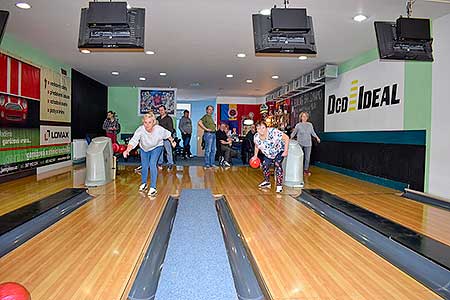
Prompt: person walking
<box><xmin>290</xmin><ymin>111</ymin><xmax>320</xmax><ymax>176</ymax></box>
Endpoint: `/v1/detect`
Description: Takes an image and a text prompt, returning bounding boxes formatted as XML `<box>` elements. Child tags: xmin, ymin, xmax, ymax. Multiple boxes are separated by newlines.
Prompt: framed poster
<box><xmin>138</xmin><ymin>88</ymin><xmax>176</xmax><ymax>115</ymax></box>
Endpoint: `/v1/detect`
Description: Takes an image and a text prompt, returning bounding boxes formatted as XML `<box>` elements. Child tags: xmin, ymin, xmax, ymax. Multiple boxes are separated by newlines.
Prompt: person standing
<box><xmin>252</xmin><ymin>121</ymin><xmax>290</xmax><ymax>193</ymax></box>
<box><xmin>198</xmin><ymin>105</ymin><xmax>217</xmax><ymax>169</ymax></box>
<box><xmin>123</xmin><ymin>112</ymin><xmax>176</xmax><ymax>197</ymax></box>
<box><xmin>178</xmin><ymin>110</ymin><xmax>193</xmax><ymax>158</ymax></box>
<box><xmin>157</xmin><ymin>105</ymin><xmax>175</xmax><ymax>170</ymax></box>
<box><xmin>102</xmin><ymin>111</ymin><xmax>121</xmax><ymax>144</ymax></box>
<box><xmin>290</xmin><ymin>111</ymin><xmax>320</xmax><ymax>176</ymax></box>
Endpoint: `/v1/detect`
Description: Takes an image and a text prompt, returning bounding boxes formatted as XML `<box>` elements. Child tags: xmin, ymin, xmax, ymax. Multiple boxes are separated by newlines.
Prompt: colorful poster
<box><xmin>40</xmin><ymin>68</ymin><xmax>71</xmax><ymax>123</ymax></box>
<box><xmin>139</xmin><ymin>88</ymin><xmax>176</xmax><ymax>115</ymax></box>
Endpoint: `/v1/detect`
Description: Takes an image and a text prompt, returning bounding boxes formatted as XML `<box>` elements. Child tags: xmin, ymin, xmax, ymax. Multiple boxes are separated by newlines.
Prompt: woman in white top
<box><xmin>123</xmin><ymin>112</ymin><xmax>176</xmax><ymax>197</ymax></box>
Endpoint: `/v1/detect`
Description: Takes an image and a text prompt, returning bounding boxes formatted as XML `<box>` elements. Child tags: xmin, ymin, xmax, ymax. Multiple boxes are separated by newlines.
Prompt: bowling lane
<box><xmin>306</xmin><ymin>167</ymin><xmax>450</xmax><ymax>247</ymax></box>
<box><xmin>0</xmin><ymin>165</ymin><xmax>85</xmax><ymax>216</ymax></box>
<box><xmin>226</xmin><ymin>192</ymin><xmax>442</xmax><ymax>300</ymax></box>
<box><xmin>0</xmin><ymin>167</ymin><xmax>169</xmax><ymax>300</ymax></box>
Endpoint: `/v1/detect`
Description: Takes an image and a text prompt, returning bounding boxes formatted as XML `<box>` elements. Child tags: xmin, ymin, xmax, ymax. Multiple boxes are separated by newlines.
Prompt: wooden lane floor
<box><xmin>306</xmin><ymin>166</ymin><xmax>450</xmax><ymax>246</ymax></box>
<box><xmin>215</xmin><ymin>167</ymin><xmax>441</xmax><ymax>299</ymax></box>
<box><xmin>0</xmin><ymin>164</ymin><xmax>444</xmax><ymax>299</ymax></box>
<box><xmin>0</xmin><ymin>166</ymin><xmax>171</xmax><ymax>300</ymax></box>
<box><xmin>0</xmin><ymin>165</ymin><xmax>86</xmax><ymax>216</ymax></box>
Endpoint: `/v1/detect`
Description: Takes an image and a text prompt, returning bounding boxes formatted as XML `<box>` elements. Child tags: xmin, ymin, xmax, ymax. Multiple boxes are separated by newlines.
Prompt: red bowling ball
<box><xmin>112</xmin><ymin>143</ymin><xmax>120</xmax><ymax>153</ymax></box>
<box><xmin>249</xmin><ymin>157</ymin><xmax>261</xmax><ymax>169</ymax></box>
<box><xmin>119</xmin><ymin>144</ymin><xmax>127</xmax><ymax>153</ymax></box>
<box><xmin>0</xmin><ymin>282</ymin><xmax>31</xmax><ymax>300</ymax></box>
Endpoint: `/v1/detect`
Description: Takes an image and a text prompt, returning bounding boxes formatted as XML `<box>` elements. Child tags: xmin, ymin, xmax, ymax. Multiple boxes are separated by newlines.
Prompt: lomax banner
<box><xmin>325</xmin><ymin>60</ymin><xmax>404</xmax><ymax>132</ymax></box>
<box><xmin>40</xmin><ymin>125</ymin><xmax>71</xmax><ymax>145</ymax></box>
<box><xmin>40</xmin><ymin>68</ymin><xmax>71</xmax><ymax>123</ymax></box>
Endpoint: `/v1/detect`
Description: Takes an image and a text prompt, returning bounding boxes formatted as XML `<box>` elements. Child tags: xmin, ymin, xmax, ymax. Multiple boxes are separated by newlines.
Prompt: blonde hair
<box><xmin>299</xmin><ymin>111</ymin><xmax>309</xmax><ymax>122</ymax></box>
<box><xmin>142</xmin><ymin>112</ymin><xmax>156</xmax><ymax>123</ymax></box>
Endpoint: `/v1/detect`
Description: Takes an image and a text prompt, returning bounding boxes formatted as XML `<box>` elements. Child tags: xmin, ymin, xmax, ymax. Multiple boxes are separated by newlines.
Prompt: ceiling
<box><xmin>1</xmin><ymin>0</ymin><xmax>450</xmax><ymax>99</ymax></box>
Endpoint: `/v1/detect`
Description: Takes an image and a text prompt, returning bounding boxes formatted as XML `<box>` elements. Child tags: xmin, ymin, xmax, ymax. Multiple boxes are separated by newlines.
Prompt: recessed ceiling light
<box><xmin>237</xmin><ymin>53</ymin><xmax>246</xmax><ymax>58</ymax></box>
<box><xmin>226</xmin><ymin>74</ymin><xmax>234</xmax><ymax>78</ymax></box>
<box><xmin>139</xmin><ymin>77</ymin><xmax>146</xmax><ymax>81</ymax></box>
<box><xmin>259</xmin><ymin>8</ymin><xmax>271</xmax><ymax>16</ymax></box>
<box><xmin>111</xmin><ymin>71</ymin><xmax>119</xmax><ymax>76</ymax></box>
<box><xmin>127</xmin><ymin>4</ymin><xmax>131</xmax><ymax>9</ymax></box>
<box><xmin>246</xmin><ymin>79</ymin><xmax>253</xmax><ymax>84</ymax></box>
<box><xmin>298</xmin><ymin>55</ymin><xmax>308</xmax><ymax>60</ymax></box>
<box><xmin>159</xmin><ymin>72</ymin><xmax>167</xmax><ymax>76</ymax></box>
<box><xmin>190</xmin><ymin>82</ymin><xmax>200</xmax><ymax>87</ymax></box>
<box><xmin>15</xmin><ymin>2</ymin><xmax>31</xmax><ymax>9</ymax></box>
<box><xmin>353</xmin><ymin>14</ymin><xmax>367</xmax><ymax>22</ymax></box>
<box><xmin>272</xmin><ymin>75</ymin><xmax>279</xmax><ymax>79</ymax></box>
<box><xmin>81</xmin><ymin>49</ymin><xmax>91</xmax><ymax>54</ymax></box>
<box><xmin>145</xmin><ymin>50</ymin><xmax>155</xmax><ymax>55</ymax></box>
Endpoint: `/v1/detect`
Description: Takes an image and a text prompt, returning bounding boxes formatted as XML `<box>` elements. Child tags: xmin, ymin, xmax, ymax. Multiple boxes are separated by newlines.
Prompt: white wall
<box><xmin>429</xmin><ymin>13</ymin><xmax>450</xmax><ymax>199</ymax></box>
<box><xmin>325</xmin><ymin>59</ymin><xmax>405</xmax><ymax>132</ymax></box>
<box><xmin>216</xmin><ymin>96</ymin><xmax>265</xmax><ymax>104</ymax></box>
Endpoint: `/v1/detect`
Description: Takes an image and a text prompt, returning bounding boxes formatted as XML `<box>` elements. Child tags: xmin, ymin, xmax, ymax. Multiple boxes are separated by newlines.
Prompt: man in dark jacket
<box><xmin>157</xmin><ymin>105</ymin><xmax>175</xmax><ymax>170</ymax></box>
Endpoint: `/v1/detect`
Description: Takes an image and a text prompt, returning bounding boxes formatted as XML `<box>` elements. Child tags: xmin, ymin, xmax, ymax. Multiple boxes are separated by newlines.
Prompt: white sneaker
<box><xmin>276</xmin><ymin>186</ymin><xmax>283</xmax><ymax>193</ymax></box>
<box><xmin>148</xmin><ymin>188</ymin><xmax>157</xmax><ymax>197</ymax></box>
<box><xmin>223</xmin><ymin>161</ymin><xmax>231</xmax><ymax>167</ymax></box>
<box><xmin>139</xmin><ymin>183</ymin><xmax>148</xmax><ymax>192</ymax></box>
<box><xmin>258</xmin><ymin>181</ymin><xmax>271</xmax><ymax>189</ymax></box>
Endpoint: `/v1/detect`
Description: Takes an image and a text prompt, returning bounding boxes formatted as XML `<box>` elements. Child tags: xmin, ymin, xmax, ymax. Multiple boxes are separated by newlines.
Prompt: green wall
<box><xmin>0</xmin><ymin>33</ymin><xmax>71</xmax><ymax>76</ymax></box>
<box><xmin>108</xmin><ymin>87</ymin><xmax>141</xmax><ymax>133</ymax></box>
<box><xmin>338</xmin><ymin>49</ymin><xmax>433</xmax><ymax>191</ymax></box>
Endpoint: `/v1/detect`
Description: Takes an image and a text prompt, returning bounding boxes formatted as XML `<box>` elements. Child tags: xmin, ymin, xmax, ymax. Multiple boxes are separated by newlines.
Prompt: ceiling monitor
<box><xmin>87</xmin><ymin>1</ymin><xmax>128</xmax><ymax>26</ymax></box>
<box><xmin>253</xmin><ymin>8</ymin><xmax>316</xmax><ymax>57</ymax></box>
<box><xmin>78</xmin><ymin>2</ymin><xmax>145</xmax><ymax>52</ymax></box>
<box><xmin>374</xmin><ymin>17</ymin><xmax>433</xmax><ymax>62</ymax></box>
<box><xmin>0</xmin><ymin>10</ymin><xmax>9</xmax><ymax>45</ymax></box>
<box><xmin>271</xmin><ymin>8</ymin><xmax>309</xmax><ymax>32</ymax></box>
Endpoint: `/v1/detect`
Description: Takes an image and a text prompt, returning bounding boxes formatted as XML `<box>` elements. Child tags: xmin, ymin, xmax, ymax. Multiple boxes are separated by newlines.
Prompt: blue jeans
<box><xmin>203</xmin><ymin>132</ymin><xmax>216</xmax><ymax>167</ymax></box>
<box><xmin>141</xmin><ymin>146</ymin><xmax>163</xmax><ymax>188</ymax></box>
<box><xmin>158</xmin><ymin>139</ymin><xmax>174</xmax><ymax>166</ymax></box>
<box><xmin>181</xmin><ymin>133</ymin><xmax>191</xmax><ymax>156</ymax></box>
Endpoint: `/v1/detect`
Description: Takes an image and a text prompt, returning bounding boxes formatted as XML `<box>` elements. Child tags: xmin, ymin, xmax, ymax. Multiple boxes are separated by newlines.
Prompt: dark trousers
<box><xmin>181</xmin><ymin>133</ymin><xmax>191</xmax><ymax>157</ymax></box>
<box><xmin>220</xmin><ymin>144</ymin><xmax>238</xmax><ymax>163</ymax></box>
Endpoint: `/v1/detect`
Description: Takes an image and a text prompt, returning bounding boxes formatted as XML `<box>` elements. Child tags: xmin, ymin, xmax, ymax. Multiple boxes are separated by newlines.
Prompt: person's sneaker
<box><xmin>276</xmin><ymin>186</ymin><xmax>283</xmax><ymax>193</ymax></box>
<box><xmin>148</xmin><ymin>188</ymin><xmax>157</xmax><ymax>197</ymax></box>
<box><xmin>167</xmin><ymin>164</ymin><xmax>174</xmax><ymax>171</ymax></box>
<box><xmin>258</xmin><ymin>181</ymin><xmax>271</xmax><ymax>189</ymax></box>
<box><xmin>203</xmin><ymin>165</ymin><xmax>211</xmax><ymax>170</ymax></box>
<box><xmin>158</xmin><ymin>165</ymin><xmax>163</xmax><ymax>171</ymax></box>
<box><xmin>223</xmin><ymin>161</ymin><xmax>231</xmax><ymax>167</ymax></box>
<box><xmin>139</xmin><ymin>183</ymin><xmax>148</xmax><ymax>192</ymax></box>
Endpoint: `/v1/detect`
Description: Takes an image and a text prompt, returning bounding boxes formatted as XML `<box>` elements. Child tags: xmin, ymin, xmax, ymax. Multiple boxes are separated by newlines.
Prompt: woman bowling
<box><xmin>290</xmin><ymin>111</ymin><xmax>320</xmax><ymax>176</ymax></box>
<box><xmin>251</xmin><ymin>120</ymin><xmax>290</xmax><ymax>193</ymax></box>
<box><xmin>123</xmin><ymin>112</ymin><xmax>176</xmax><ymax>197</ymax></box>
